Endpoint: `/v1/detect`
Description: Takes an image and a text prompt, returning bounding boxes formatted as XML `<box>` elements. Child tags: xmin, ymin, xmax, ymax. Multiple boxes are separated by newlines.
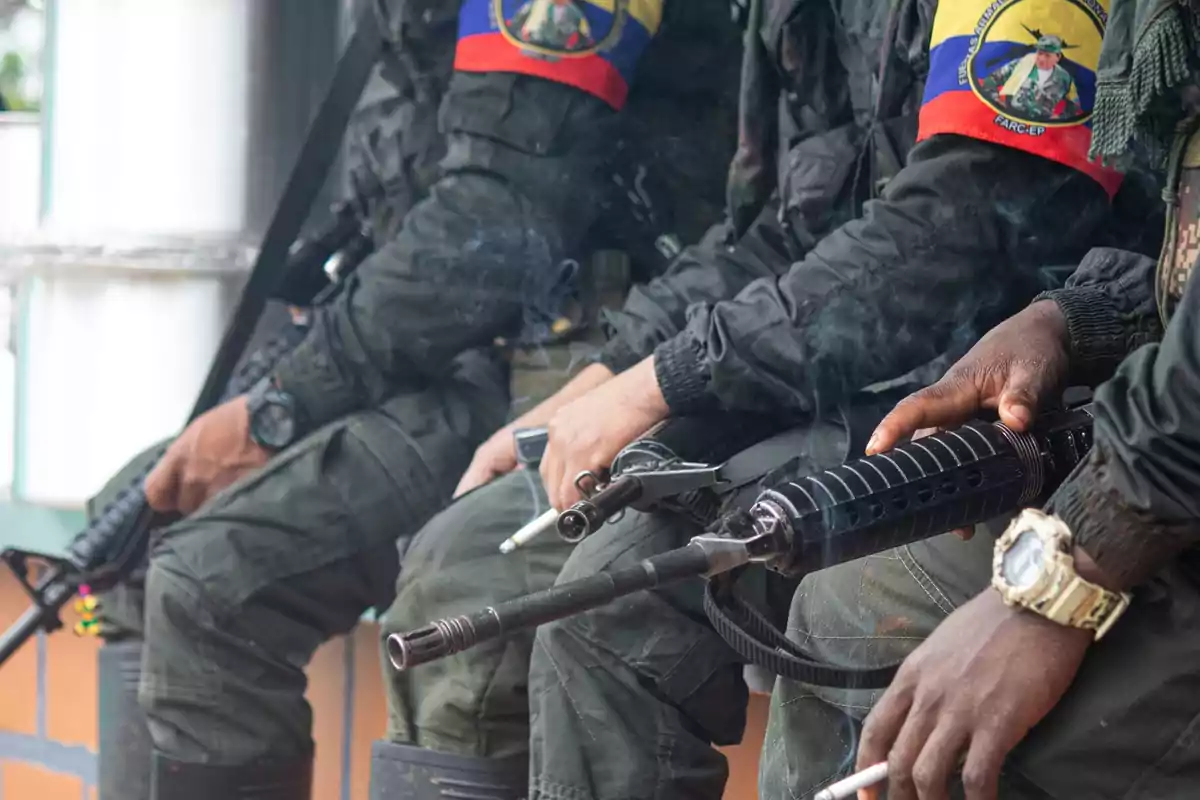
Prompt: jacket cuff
<box><xmin>270</xmin><ymin>334</ymin><xmax>362</xmax><ymax>438</ymax></box>
<box><xmin>1033</xmin><ymin>287</ymin><xmax>1129</xmax><ymax>387</ymax></box>
<box><xmin>653</xmin><ymin>334</ymin><xmax>718</xmax><ymax>415</ymax></box>
<box><xmin>1045</xmin><ymin>446</ymin><xmax>1194</xmax><ymax>590</ymax></box>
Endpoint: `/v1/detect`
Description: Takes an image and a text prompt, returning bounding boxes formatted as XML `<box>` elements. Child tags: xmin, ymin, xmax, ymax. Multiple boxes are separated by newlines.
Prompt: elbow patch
<box><xmin>918</xmin><ymin>0</ymin><xmax>1123</xmax><ymax>197</ymax></box>
<box><xmin>453</xmin><ymin>0</ymin><xmax>663</xmax><ymax>110</ymax></box>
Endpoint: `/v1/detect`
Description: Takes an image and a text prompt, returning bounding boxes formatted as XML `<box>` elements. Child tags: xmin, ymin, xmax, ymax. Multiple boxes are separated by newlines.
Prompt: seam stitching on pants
<box><xmin>898</xmin><ymin>545</ymin><xmax>955</xmax><ymax>616</ymax></box>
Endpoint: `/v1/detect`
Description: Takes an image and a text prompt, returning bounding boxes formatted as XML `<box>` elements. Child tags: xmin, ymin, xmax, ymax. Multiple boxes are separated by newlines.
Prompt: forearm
<box><xmin>653</xmin><ymin>135</ymin><xmax>1111</xmax><ymax>415</ymax></box>
<box><xmin>1034</xmin><ymin>248</ymin><xmax>1164</xmax><ymax>387</ymax></box>
<box><xmin>501</xmin><ymin>363</ymin><xmax>615</xmax><ymax>433</ymax></box>
<box><xmin>1044</xmin><ymin>272</ymin><xmax>1200</xmax><ymax>590</ymax></box>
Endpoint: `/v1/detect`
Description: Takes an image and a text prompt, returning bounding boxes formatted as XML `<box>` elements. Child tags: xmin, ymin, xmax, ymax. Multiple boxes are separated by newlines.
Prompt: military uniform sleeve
<box><xmin>595</xmin><ymin>207</ymin><xmax>793</xmax><ymax>373</ymax></box>
<box><xmin>1044</xmin><ymin>266</ymin><xmax>1200</xmax><ymax>590</ymax></box>
<box><xmin>269</xmin><ymin>74</ymin><xmax>614</xmax><ymax>430</ymax></box>
<box><xmin>1033</xmin><ymin>247</ymin><xmax>1164</xmax><ymax>387</ymax></box>
<box><xmin>269</xmin><ymin>0</ymin><xmax>667</xmax><ymax>433</ymax></box>
<box><xmin>652</xmin><ymin>134</ymin><xmax>1113</xmax><ymax>414</ymax></box>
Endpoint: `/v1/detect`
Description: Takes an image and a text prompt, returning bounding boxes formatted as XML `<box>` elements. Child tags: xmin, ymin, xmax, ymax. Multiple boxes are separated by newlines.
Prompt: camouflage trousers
<box><xmin>761</xmin><ymin>525</ymin><xmax>1200</xmax><ymax>799</ymax></box>
<box><xmin>99</xmin><ymin>352</ymin><xmax>508</xmax><ymax>765</ymax></box>
<box><xmin>380</xmin><ymin>468</ymin><xmax>571</xmax><ymax>758</ymax></box>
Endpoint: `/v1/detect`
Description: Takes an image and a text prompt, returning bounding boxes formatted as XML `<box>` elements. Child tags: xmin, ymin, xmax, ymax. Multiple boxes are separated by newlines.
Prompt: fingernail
<box><xmin>1008</xmin><ymin>405</ymin><xmax>1033</xmax><ymax>427</ymax></box>
<box><xmin>865</xmin><ymin>433</ymin><xmax>880</xmax><ymax>454</ymax></box>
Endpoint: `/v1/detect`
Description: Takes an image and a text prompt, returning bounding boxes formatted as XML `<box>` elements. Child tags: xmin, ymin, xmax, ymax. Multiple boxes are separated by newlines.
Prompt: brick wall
<box><xmin>0</xmin><ymin>570</ymin><xmax>765</xmax><ymax>799</ymax></box>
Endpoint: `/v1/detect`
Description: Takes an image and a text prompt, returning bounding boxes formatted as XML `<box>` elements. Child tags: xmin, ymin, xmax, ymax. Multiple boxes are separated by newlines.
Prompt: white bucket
<box><xmin>1</xmin><ymin>236</ymin><xmax>252</xmax><ymax>508</ymax></box>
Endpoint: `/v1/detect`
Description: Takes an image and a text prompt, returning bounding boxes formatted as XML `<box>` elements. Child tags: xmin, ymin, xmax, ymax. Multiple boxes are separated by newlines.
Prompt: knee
<box><xmin>554</xmin><ymin>509</ymin><xmax>660</xmax><ymax>584</ymax></box>
<box><xmin>141</xmin><ymin>548</ymin><xmax>222</xmax><ymax>666</ymax></box>
<box><xmin>137</xmin><ymin>551</ymin><xmax>225</xmax><ymax>715</ymax></box>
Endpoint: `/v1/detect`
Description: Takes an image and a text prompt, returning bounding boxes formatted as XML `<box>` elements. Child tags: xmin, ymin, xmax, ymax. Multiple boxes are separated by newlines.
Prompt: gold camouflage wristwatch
<box><xmin>992</xmin><ymin>508</ymin><xmax>1131</xmax><ymax>640</ymax></box>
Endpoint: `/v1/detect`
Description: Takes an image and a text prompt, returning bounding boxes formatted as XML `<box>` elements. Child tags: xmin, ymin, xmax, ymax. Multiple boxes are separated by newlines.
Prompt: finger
<box><xmin>176</xmin><ymin>477</ymin><xmax>209</xmax><ymax>518</ymax></box>
<box><xmin>559</xmin><ymin>463</ymin><xmax>586</xmax><ymax>510</ymax></box>
<box><xmin>911</xmin><ymin>723</ymin><xmax>971</xmax><ymax>800</ymax></box>
<box><xmin>857</xmin><ymin>681</ymin><xmax>915</xmax><ymax>774</ymax></box>
<box><xmin>960</xmin><ymin>734</ymin><xmax>1005</xmax><ymax>800</ymax></box>
<box><xmin>539</xmin><ymin>443</ymin><xmax>563</xmax><ymax>512</ymax></box>
<box><xmin>454</xmin><ymin>462</ymin><xmax>493</xmax><ymax>499</ymax></box>
<box><xmin>867</xmin><ymin>383</ymin><xmax>982</xmax><ymax>455</ymax></box>
<box><xmin>883</xmin><ymin>701</ymin><xmax>941</xmax><ymax>800</ymax></box>
<box><xmin>995</xmin><ymin>362</ymin><xmax>1053</xmax><ymax>432</ymax></box>
<box><xmin>143</xmin><ymin>452</ymin><xmax>181</xmax><ymax>513</ymax></box>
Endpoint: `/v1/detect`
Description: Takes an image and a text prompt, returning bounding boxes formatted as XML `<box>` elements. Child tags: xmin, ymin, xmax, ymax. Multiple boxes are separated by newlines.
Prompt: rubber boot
<box><xmin>369</xmin><ymin>741</ymin><xmax>526</xmax><ymax>800</ymax></box>
<box><xmin>98</xmin><ymin>640</ymin><xmax>154</xmax><ymax>800</ymax></box>
<box><xmin>150</xmin><ymin>751</ymin><xmax>313</xmax><ymax>799</ymax></box>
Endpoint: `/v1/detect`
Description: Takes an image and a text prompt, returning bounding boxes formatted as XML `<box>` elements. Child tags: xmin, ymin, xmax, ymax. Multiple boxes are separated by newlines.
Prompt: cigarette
<box><xmin>498</xmin><ymin>509</ymin><xmax>560</xmax><ymax>553</ymax></box>
<box><xmin>813</xmin><ymin>762</ymin><xmax>889</xmax><ymax>800</ymax></box>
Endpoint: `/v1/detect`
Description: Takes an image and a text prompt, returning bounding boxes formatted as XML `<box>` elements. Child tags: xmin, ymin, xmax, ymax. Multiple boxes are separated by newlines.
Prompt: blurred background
<box><xmin>0</xmin><ymin>2</ymin><xmax>365</xmax><ymax>796</ymax></box>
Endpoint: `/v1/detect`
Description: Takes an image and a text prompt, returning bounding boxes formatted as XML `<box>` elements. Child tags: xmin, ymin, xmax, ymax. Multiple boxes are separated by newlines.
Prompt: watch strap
<box><xmin>1032</xmin><ymin>570</ymin><xmax>1131</xmax><ymax>640</ymax></box>
<box><xmin>993</xmin><ymin>509</ymin><xmax>1131</xmax><ymax>641</ymax></box>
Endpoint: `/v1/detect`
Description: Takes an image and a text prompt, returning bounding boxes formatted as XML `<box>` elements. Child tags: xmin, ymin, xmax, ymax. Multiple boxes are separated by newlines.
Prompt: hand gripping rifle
<box><xmin>499</xmin><ymin>411</ymin><xmax>797</xmax><ymax>553</ymax></box>
<box><xmin>0</xmin><ymin>3</ymin><xmax>389</xmax><ymax>667</ymax></box>
<box><xmin>388</xmin><ymin>403</ymin><xmax>1095</xmax><ymax>687</ymax></box>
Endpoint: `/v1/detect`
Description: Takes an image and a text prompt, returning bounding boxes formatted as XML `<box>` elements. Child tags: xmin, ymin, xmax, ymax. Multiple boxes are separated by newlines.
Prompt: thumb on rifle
<box><xmin>143</xmin><ymin>452</ymin><xmax>181</xmax><ymax>513</ymax></box>
<box><xmin>866</xmin><ymin>379</ymin><xmax>983</xmax><ymax>456</ymax></box>
<box><xmin>994</xmin><ymin>360</ymin><xmax>1053</xmax><ymax>433</ymax></box>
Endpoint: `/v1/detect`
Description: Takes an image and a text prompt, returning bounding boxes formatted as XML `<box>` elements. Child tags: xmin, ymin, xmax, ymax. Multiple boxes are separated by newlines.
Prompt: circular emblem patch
<box><xmin>496</xmin><ymin>0</ymin><xmax>624</xmax><ymax>59</ymax></box>
<box><xmin>967</xmin><ymin>0</ymin><xmax>1104</xmax><ymax>128</ymax></box>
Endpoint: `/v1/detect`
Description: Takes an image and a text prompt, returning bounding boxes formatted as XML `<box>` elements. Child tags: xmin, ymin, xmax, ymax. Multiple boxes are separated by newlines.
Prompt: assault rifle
<box><xmin>0</xmin><ymin>1</ymin><xmax>388</xmax><ymax>666</ymax></box>
<box><xmin>388</xmin><ymin>404</ymin><xmax>1095</xmax><ymax>688</ymax></box>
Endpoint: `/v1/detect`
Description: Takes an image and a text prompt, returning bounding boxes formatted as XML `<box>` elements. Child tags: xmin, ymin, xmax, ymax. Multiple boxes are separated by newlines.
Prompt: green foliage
<box><xmin>0</xmin><ymin>50</ymin><xmax>36</xmax><ymax>111</ymax></box>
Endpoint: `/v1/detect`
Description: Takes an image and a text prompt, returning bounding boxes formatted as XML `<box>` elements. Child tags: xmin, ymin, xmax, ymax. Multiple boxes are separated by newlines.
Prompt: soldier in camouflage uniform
<box><xmin>980</xmin><ymin>35</ymin><xmax>1081</xmax><ymax>123</ymax></box>
<box><xmin>88</xmin><ymin>1</ymin><xmax>742</xmax><ymax>798</ymax></box>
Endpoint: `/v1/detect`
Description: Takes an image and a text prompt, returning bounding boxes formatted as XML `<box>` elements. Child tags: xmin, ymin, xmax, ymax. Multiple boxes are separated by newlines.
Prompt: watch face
<box><xmin>1002</xmin><ymin>529</ymin><xmax>1046</xmax><ymax>590</ymax></box>
<box><xmin>253</xmin><ymin>395</ymin><xmax>296</xmax><ymax>449</ymax></box>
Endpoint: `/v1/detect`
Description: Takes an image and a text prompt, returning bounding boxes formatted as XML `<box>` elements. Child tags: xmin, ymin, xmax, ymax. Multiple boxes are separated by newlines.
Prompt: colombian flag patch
<box><xmin>918</xmin><ymin>0</ymin><xmax>1123</xmax><ymax>196</ymax></box>
<box><xmin>455</xmin><ymin>0</ymin><xmax>663</xmax><ymax>110</ymax></box>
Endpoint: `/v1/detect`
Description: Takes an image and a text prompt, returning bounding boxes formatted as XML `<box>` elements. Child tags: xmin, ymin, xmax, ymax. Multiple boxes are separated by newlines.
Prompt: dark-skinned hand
<box><xmin>863</xmin><ymin>300</ymin><xmax>1070</xmax><ymax>541</ymax></box>
<box><xmin>856</xmin><ymin>589</ymin><xmax>1092</xmax><ymax>800</ymax></box>
<box><xmin>866</xmin><ymin>300</ymin><xmax>1070</xmax><ymax>456</ymax></box>
<box><xmin>143</xmin><ymin>395</ymin><xmax>272</xmax><ymax>516</ymax></box>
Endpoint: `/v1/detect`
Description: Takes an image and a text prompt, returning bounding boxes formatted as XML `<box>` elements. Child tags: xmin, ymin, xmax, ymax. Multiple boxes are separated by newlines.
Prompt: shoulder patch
<box><xmin>918</xmin><ymin>0</ymin><xmax>1123</xmax><ymax>196</ymax></box>
<box><xmin>454</xmin><ymin>0</ymin><xmax>663</xmax><ymax>110</ymax></box>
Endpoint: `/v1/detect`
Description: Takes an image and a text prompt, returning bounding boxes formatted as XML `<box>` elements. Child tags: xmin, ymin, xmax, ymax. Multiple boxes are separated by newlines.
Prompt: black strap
<box><xmin>705</xmin><ymin>579</ymin><xmax>900</xmax><ymax>689</ymax></box>
<box><xmin>188</xmin><ymin>4</ymin><xmax>386</xmax><ymax>420</ymax></box>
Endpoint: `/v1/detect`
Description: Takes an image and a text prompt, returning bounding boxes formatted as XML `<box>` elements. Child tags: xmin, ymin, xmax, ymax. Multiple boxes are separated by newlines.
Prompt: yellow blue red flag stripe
<box><xmin>918</xmin><ymin>0</ymin><xmax>1122</xmax><ymax>195</ymax></box>
<box><xmin>455</xmin><ymin>0</ymin><xmax>662</xmax><ymax>109</ymax></box>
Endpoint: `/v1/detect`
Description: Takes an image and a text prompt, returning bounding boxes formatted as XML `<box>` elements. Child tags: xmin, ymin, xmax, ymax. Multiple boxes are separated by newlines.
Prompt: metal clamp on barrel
<box><xmin>555</xmin><ymin>460</ymin><xmax>726</xmax><ymax>543</ymax></box>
